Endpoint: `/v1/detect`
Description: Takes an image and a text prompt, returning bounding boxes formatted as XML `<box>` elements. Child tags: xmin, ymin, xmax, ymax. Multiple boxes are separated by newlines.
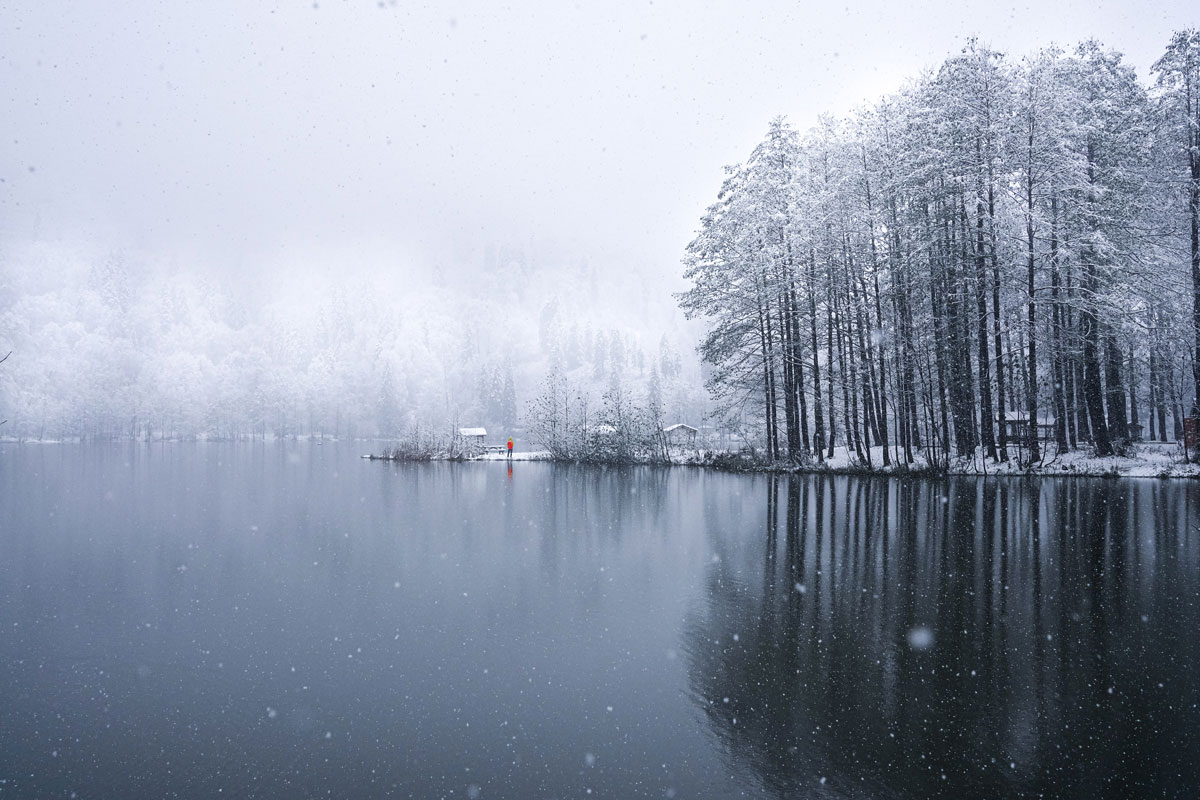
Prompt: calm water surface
<box><xmin>1</xmin><ymin>443</ymin><xmax>1198</xmax><ymax>799</ymax></box>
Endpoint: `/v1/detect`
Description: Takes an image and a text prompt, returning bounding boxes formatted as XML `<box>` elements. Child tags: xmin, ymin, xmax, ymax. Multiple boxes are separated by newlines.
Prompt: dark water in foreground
<box><xmin>1</xmin><ymin>443</ymin><xmax>1198</xmax><ymax>799</ymax></box>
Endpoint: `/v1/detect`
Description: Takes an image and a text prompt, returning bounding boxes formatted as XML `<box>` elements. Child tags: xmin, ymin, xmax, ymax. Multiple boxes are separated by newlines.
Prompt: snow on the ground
<box><xmin>950</xmin><ymin>441</ymin><xmax>1199</xmax><ymax>478</ymax></box>
<box><xmin>471</xmin><ymin>450</ymin><xmax>552</xmax><ymax>462</ymax></box>
<box><xmin>679</xmin><ymin>441</ymin><xmax>1200</xmax><ymax>478</ymax></box>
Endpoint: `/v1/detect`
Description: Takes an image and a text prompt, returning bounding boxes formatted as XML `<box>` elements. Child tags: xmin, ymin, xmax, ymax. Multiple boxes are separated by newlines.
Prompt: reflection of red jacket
<box><xmin>507</xmin><ymin>439</ymin><xmax>513</xmax><ymax>450</ymax></box>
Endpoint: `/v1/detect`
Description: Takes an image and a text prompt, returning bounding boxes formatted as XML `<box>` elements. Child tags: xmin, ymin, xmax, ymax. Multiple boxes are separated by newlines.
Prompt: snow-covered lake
<box><xmin>2</xmin><ymin>442</ymin><xmax>1198</xmax><ymax>797</ymax></box>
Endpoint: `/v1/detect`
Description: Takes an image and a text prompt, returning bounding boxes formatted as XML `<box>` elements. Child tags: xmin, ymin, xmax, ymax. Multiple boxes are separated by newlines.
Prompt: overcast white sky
<box><xmin>2</xmin><ymin>0</ymin><xmax>1195</xmax><ymax>283</ymax></box>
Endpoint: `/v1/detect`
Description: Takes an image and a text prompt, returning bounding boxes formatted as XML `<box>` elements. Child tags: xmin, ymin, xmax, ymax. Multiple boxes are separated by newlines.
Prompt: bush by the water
<box><xmin>374</xmin><ymin>429</ymin><xmax>476</xmax><ymax>461</ymax></box>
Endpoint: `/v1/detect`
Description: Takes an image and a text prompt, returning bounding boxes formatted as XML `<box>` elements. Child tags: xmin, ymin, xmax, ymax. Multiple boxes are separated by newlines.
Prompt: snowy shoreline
<box><xmin>367</xmin><ymin>442</ymin><xmax>1200</xmax><ymax>479</ymax></box>
<box><xmin>683</xmin><ymin>442</ymin><xmax>1200</xmax><ymax>478</ymax></box>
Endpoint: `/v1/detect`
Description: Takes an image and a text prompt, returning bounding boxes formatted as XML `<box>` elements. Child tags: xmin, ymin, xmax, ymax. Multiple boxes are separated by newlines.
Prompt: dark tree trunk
<box><xmin>949</xmin><ymin>196</ymin><xmax>979</xmax><ymax>456</ymax></box>
<box><xmin>1157</xmin><ymin>347</ymin><xmax>1171</xmax><ymax>441</ymax></box>
<box><xmin>990</xmin><ymin>183</ymin><xmax>1008</xmax><ymax>460</ymax></box>
<box><xmin>757</xmin><ymin>290</ymin><xmax>779</xmax><ymax>460</ymax></box>
<box><xmin>1129</xmin><ymin>350</ymin><xmax>1140</xmax><ymax>437</ymax></box>
<box><xmin>1081</xmin><ymin>139</ymin><xmax>1112</xmax><ymax>455</ymax></box>
<box><xmin>975</xmin><ymin>193</ymin><xmax>998</xmax><ymax>460</ymax></box>
<box><xmin>1025</xmin><ymin>150</ymin><xmax>1039</xmax><ymax>461</ymax></box>
<box><xmin>852</xmin><ymin>273</ymin><xmax>881</xmax><ymax>450</ymax></box>
<box><xmin>1073</xmin><ymin>349</ymin><xmax>1090</xmax><ymax>444</ymax></box>
<box><xmin>1105</xmin><ymin>333</ymin><xmax>1128</xmax><ymax>442</ymax></box>
<box><xmin>788</xmin><ymin>280</ymin><xmax>811</xmax><ymax>454</ymax></box>
<box><xmin>1050</xmin><ymin>192</ymin><xmax>1068</xmax><ymax>451</ymax></box>
<box><xmin>808</xmin><ymin>251</ymin><xmax>826</xmax><ymax>459</ymax></box>
<box><xmin>1170</xmin><ymin>356</ymin><xmax>1184</xmax><ymax>439</ymax></box>
<box><xmin>871</xmin><ymin>259</ymin><xmax>890</xmax><ymax>465</ymax></box>
<box><xmin>926</xmin><ymin>201</ymin><xmax>952</xmax><ymax>460</ymax></box>
<box><xmin>826</xmin><ymin>287</ymin><xmax>837</xmax><ymax>459</ymax></box>
<box><xmin>1149</xmin><ymin>348</ymin><xmax>1159</xmax><ymax>441</ymax></box>
<box><xmin>1080</xmin><ymin>264</ymin><xmax>1111</xmax><ymax>454</ymax></box>
<box><xmin>776</xmin><ymin>287</ymin><xmax>799</xmax><ymax>460</ymax></box>
<box><xmin>1190</xmin><ymin>77</ymin><xmax>1200</xmax><ymax>416</ymax></box>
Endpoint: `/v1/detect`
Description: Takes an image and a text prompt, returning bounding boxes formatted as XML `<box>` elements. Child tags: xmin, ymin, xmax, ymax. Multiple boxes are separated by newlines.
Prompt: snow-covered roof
<box><xmin>458</xmin><ymin>427</ymin><xmax>487</xmax><ymax>437</ymax></box>
<box><xmin>663</xmin><ymin>423</ymin><xmax>697</xmax><ymax>433</ymax></box>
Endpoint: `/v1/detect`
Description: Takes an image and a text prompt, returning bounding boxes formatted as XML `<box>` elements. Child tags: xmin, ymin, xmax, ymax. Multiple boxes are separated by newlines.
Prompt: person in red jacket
<box><xmin>506</xmin><ymin>437</ymin><xmax>514</xmax><ymax>460</ymax></box>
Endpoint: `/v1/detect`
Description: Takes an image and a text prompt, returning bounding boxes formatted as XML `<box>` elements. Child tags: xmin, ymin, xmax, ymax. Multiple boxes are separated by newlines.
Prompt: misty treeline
<box><xmin>0</xmin><ymin>245</ymin><xmax>699</xmax><ymax>441</ymax></box>
<box><xmin>679</xmin><ymin>34</ymin><xmax>1200</xmax><ymax>466</ymax></box>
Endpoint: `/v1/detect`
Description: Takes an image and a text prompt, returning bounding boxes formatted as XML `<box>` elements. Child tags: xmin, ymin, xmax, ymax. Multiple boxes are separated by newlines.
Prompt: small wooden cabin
<box><xmin>663</xmin><ymin>423</ymin><xmax>698</xmax><ymax>447</ymax></box>
<box><xmin>458</xmin><ymin>427</ymin><xmax>487</xmax><ymax>446</ymax></box>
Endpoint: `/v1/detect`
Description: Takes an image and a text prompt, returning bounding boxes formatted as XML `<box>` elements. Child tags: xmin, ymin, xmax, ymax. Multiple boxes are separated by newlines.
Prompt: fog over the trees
<box><xmin>0</xmin><ymin>0</ymin><xmax>1194</xmax><ymax>440</ymax></box>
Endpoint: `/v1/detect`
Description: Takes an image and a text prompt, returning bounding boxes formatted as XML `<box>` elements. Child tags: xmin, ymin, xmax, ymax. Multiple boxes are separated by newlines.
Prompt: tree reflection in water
<box><xmin>684</xmin><ymin>476</ymin><xmax>1200</xmax><ymax>799</ymax></box>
